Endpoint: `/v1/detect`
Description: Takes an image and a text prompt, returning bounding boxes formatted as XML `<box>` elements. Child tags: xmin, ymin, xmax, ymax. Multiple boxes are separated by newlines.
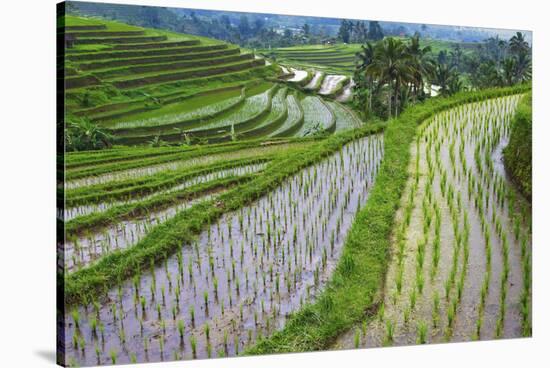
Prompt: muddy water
<box><xmin>288</xmin><ymin>68</ymin><xmax>308</xmax><ymax>83</ymax></box>
<box><xmin>62</xmin><ymin>194</ymin><xmax>221</xmax><ymax>273</ymax></box>
<box><xmin>318</xmin><ymin>75</ymin><xmax>346</xmax><ymax>95</ymax></box>
<box><xmin>62</xmin><ymin>135</ymin><xmax>384</xmax><ymax>366</ymax></box>
<box><xmin>335</xmin><ymin>95</ymin><xmax>531</xmax><ymax>350</ymax></box>
<box><xmin>63</xmin><ymin>163</ymin><xmax>266</xmax><ymax>221</ymax></box>
<box><xmin>336</xmin><ymin>79</ymin><xmax>355</xmax><ymax>103</ymax></box>
<box><xmin>304</xmin><ymin>71</ymin><xmax>323</xmax><ymax>90</ymax></box>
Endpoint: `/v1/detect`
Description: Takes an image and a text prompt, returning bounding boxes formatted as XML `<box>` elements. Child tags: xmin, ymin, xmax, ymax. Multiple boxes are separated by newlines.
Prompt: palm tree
<box><xmin>433</xmin><ymin>63</ymin><xmax>461</xmax><ymax>96</ymax></box>
<box><xmin>406</xmin><ymin>34</ymin><xmax>435</xmax><ymax>100</ymax></box>
<box><xmin>514</xmin><ymin>51</ymin><xmax>532</xmax><ymax>82</ymax></box>
<box><xmin>356</xmin><ymin>42</ymin><xmax>376</xmax><ymax>111</ymax></box>
<box><xmin>449</xmin><ymin>44</ymin><xmax>464</xmax><ymax>69</ymax></box>
<box><xmin>502</xmin><ymin>58</ymin><xmax>517</xmax><ymax>86</ymax></box>
<box><xmin>477</xmin><ymin>61</ymin><xmax>503</xmax><ymax>88</ymax></box>
<box><xmin>448</xmin><ymin>75</ymin><xmax>464</xmax><ymax>95</ymax></box>
<box><xmin>510</xmin><ymin>32</ymin><xmax>529</xmax><ymax>56</ymax></box>
<box><xmin>366</xmin><ymin>38</ymin><xmax>414</xmax><ymax>117</ymax></box>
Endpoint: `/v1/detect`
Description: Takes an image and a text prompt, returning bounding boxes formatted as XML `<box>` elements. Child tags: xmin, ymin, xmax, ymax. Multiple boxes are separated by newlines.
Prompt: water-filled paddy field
<box><xmin>62</xmin><ymin>135</ymin><xmax>383</xmax><ymax>365</ymax></box>
<box><xmin>335</xmin><ymin>95</ymin><xmax>531</xmax><ymax>349</ymax></box>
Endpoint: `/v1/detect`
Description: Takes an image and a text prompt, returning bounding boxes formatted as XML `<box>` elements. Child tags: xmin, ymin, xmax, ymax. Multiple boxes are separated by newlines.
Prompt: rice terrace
<box><xmin>57</xmin><ymin>2</ymin><xmax>532</xmax><ymax>366</ymax></box>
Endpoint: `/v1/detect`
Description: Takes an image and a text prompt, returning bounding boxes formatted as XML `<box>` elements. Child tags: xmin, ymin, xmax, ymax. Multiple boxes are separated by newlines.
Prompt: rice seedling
<box><xmin>190</xmin><ymin>335</ymin><xmax>197</xmax><ymax>358</ymax></box>
<box><xmin>432</xmin><ymin>293</ymin><xmax>440</xmax><ymax>328</ymax></box>
<box><xmin>177</xmin><ymin>319</ymin><xmax>184</xmax><ymax>340</ymax></box>
<box><xmin>109</xmin><ymin>349</ymin><xmax>117</xmax><ymax>364</ymax></box>
<box><xmin>354</xmin><ymin>328</ymin><xmax>361</xmax><ymax>348</ymax></box>
<box><xmin>417</xmin><ymin>321</ymin><xmax>428</xmax><ymax>344</ymax></box>
<box><xmin>384</xmin><ymin>320</ymin><xmax>394</xmax><ymax>346</ymax></box>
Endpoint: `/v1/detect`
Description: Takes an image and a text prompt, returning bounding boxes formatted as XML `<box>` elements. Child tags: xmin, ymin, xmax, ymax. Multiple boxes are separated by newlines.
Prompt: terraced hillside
<box><xmin>263</xmin><ymin>44</ymin><xmax>361</xmax><ymax>75</ymax></box>
<box><xmin>58</xmin><ymin>14</ymin><xmax>532</xmax><ymax>366</ymax></box>
<box><xmin>61</xmin><ymin>16</ymin><xmax>366</xmax><ymax>146</ymax></box>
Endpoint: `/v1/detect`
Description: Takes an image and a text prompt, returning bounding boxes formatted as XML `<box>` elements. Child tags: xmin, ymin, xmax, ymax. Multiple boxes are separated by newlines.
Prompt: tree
<box><xmin>355</xmin><ymin>42</ymin><xmax>376</xmax><ymax>113</ymax></box>
<box><xmin>148</xmin><ymin>135</ymin><xmax>168</xmax><ymax>147</ymax></box>
<box><xmin>438</xmin><ymin>50</ymin><xmax>448</xmax><ymax>65</ymax></box>
<box><xmin>509</xmin><ymin>32</ymin><xmax>529</xmax><ymax>57</ymax></box>
<box><xmin>64</xmin><ymin>117</ymin><xmax>113</xmax><ymax>152</ymax></box>
<box><xmin>502</xmin><ymin>58</ymin><xmax>517</xmax><ymax>86</ymax></box>
<box><xmin>367</xmin><ymin>21</ymin><xmax>384</xmax><ymax>41</ymax></box>
<box><xmin>302</xmin><ymin>23</ymin><xmax>310</xmax><ymax>37</ymax></box>
<box><xmin>366</xmin><ymin>38</ymin><xmax>414</xmax><ymax>117</ymax></box>
<box><xmin>406</xmin><ymin>34</ymin><xmax>435</xmax><ymax>100</ymax></box>
<box><xmin>475</xmin><ymin>60</ymin><xmax>503</xmax><ymax>88</ymax></box>
<box><xmin>514</xmin><ymin>51</ymin><xmax>532</xmax><ymax>82</ymax></box>
<box><xmin>253</xmin><ymin>18</ymin><xmax>265</xmax><ymax>33</ymax></box>
<box><xmin>433</xmin><ymin>63</ymin><xmax>463</xmax><ymax>96</ymax></box>
<box><xmin>238</xmin><ymin>15</ymin><xmax>250</xmax><ymax>38</ymax></box>
<box><xmin>338</xmin><ymin>19</ymin><xmax>351</xmax><ymax>43</ymax></box>
<box><xmin>450</xmin><ymin>44</ymin><xmax>463</xmax><ymax>69</ymax></box>
<box><xmin>141</xmin><ymin>6</ymin><xmax>161</xmax><ymax>28</ymax></box>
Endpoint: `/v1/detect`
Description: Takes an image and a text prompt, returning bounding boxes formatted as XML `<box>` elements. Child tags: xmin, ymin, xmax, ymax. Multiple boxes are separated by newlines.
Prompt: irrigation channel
<box><xmin>336</xmin><ymin>95</ymin><xmax>531</xmax><ymax>349</ymax></box>
<box><xmin>63</xmin><ymin>135</ymin><xmax>384</xmax><ymax>366</ymax></box>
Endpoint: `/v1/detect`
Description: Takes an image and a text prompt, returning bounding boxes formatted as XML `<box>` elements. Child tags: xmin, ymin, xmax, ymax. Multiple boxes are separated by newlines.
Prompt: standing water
<box><xmin>63</xmin><ymin>134</ymin><xmax>384</xmax><ymax>366</ymax></box>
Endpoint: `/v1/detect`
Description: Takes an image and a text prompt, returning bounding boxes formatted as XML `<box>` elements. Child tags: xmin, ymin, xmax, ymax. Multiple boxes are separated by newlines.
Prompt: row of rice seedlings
<box><xmin>270</xmin><ymin>93</ymin><xmax>302</xmax><ymax>137</ymax></box>
<box><xmin>64</xmin><ymin>163</ymin><xmax>266</xmax><ymax>220</ymax></box>
<box><xmin>303</xmin><ymin>71</ymin><xmax>325</xmax><ymax>90</ymax></box>
<box><xmin>357</xmin><ymin>97</ymin><xmax>519</xmax><ymax>349</ymax></box>
<box><xmin>318</xmin><ymin>75</ymin><xmax>347</xmax><ymax>95</ymax></box>
<box><xmin>411</xmin><ymin>97</ymin><xmax>517</xmax><ymax>344</ymax></box>
<box><xmin>327</xmin><ymin>101</ymin><xmax>363</xmax><ymax>132</ymax></box>
<box><xmin>109</xmin><ymin>94</ymin><xmax>243</xmax><ymax>130</ymax></box>
<box><xmin>452</xmin><ymin>95</ymin><xmax>526</xmax><ymax>340</ymax></box>
<box><xmin>63</xmin><ymin>135</ymin><xmax>384</xmax><ymax>365</ymax></box>
<box><xmin>66</xmin><ymin>143</ymin><xmax>299</xmax><ymax>189</ymax></box>
<box><xmin>470</xmin><ymin>96</ymin><xmax>526</xmax><ymax>339</ymax></box>
<box><xmin>299</xmin><ymin>96</ymin><xmax>333</xmax><ymax>136</ymax></box>
<box><xmin>188</xmin><ymin>86</ymin><xmax>276</xmax><ymax>132</ymax></box>
<box><xmin>64</xmin><ymin>195</ymin><xmax>218</xmax><ymax>272</ymax></box>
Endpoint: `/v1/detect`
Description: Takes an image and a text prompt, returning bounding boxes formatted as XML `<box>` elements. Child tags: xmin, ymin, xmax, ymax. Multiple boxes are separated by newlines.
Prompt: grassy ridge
<box><xmin>66</xmin><ymin>156</ymin><xmax>271</xmax><ymax>206</ymax></box>
<box><xmin>245</xmin><ymin>83</ymin><xmax>531</xmax><ymax>355</ymax></box>
<box><xmin>65</xmin><ymin>174</ymin><xmax>254</xmax><ymax>237</ymax></box>
<box><xmin>504</xmin><ymin>92</ymin><xmax>532</xmax><ymax>200</ymax></box>
<box><xmin>63</xmin><ymin>123</ymin><xmax>386</xmax><ymax>306</ymax></box>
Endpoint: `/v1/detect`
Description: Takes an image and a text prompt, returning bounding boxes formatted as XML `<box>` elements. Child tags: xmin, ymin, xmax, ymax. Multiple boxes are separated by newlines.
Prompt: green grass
<box><xmin>65</xmin><ymin>137</ymin><xmax>302</xmax><ymax>179</ymax></box>
<box><xmin>271</xmin><ymin>92</ymin><xmax>304</xmax><ymax>137</ymax></box>
<box><xmin>503</xmin><ymin>92</ymin><xmax>532</xmax><ymax>200</ymax></box>
<box><xmin>62</xmin><ymin>15</ymin><xmax>142</xmax><ymax>32</ymax></box>
<box><xmin>65</xmin><ymin>156</ymin><xmax>271</xmax><ymax>206</ymax></box>
<box><xmin>65</xmin><ymin>175</ymin><xmax>253</xmax><ymax>238</ymax></box>
<box><xmin>299</xmin><ymin>96</ymin><xmax>335</xmax><ymax>136</ymax></box>
<box><xmin>102</xmin><ymin>87</ymin><xmax>244</xmax><ymax>130</ymax></box>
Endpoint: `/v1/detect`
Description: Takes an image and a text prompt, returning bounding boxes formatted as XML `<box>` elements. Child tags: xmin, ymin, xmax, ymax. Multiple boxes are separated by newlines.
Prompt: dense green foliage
<box><xmin>504</xmin><ymin>92</ymin><xmax>532</xmax><ymax>200</ymax></box>
<box><xmin>353</xmin><ymin>32</ymin><xmax>531</xmax><ymax>120</ymax></box>
<box><xmin>64</xmin><ymin>117</ymin><xmax>113</xmax><ymax>151</ymax></box>
<box><xmin>245</xmin><ymin>83</ymin><xmax>530</xmax><ymax>355</ymax></box>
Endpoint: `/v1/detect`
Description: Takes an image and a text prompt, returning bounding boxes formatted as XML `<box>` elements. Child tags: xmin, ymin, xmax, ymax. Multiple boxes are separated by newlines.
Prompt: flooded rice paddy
<box><xmin>335</xmin><ymin>95</ymin><xmax>531</xmax><ymax>349</ymax></box>
<box><xmin>63</xmin><ymin>134</ymin><xmax>383</xmax><ymax>366</ymax></box>
<box><xmin>62</xmin><ymin>163</ymin><xmax>266</xmax><ymax>221</ymax></box>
